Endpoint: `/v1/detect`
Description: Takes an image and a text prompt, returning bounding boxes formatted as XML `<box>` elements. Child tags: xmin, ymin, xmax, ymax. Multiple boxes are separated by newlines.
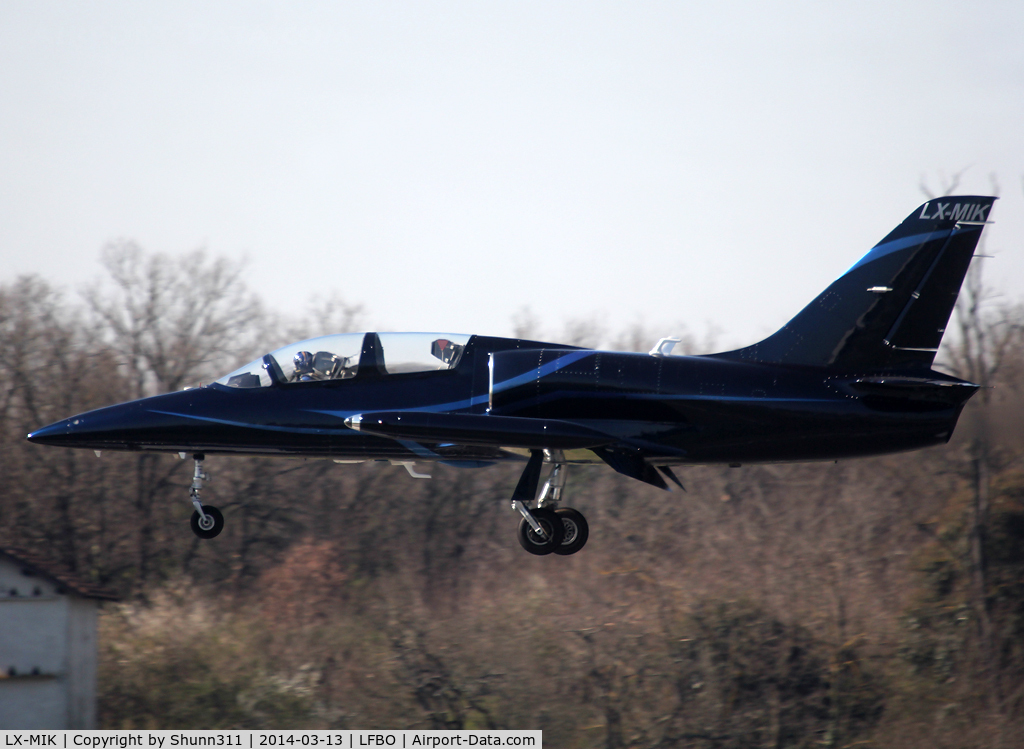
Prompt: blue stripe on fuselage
<box><xmin>846</xmin><ymin>230</ymin><xmax>948</xmax><ymax>273</ymax></box>
<box><xmin>308</xmin><ymin>350</ymin><xmax>596</xmax><ymax>422</ymax></box>
<box><xmin>490</xmin><ymin>349</ymin><xmax>595</xmax><ymax>394</ymax></box>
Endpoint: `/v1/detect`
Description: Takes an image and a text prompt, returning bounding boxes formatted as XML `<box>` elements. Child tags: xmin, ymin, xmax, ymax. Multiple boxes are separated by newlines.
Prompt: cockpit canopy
<box><xmin>215</xmin><ymin>332</ymin><xmax>471</xmax><ymax>388</ymax></box>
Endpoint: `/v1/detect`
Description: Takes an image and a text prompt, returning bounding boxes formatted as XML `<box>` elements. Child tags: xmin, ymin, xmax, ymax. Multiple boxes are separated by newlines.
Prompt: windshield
<box><xmin>216</xmin><ymin>333</ymin><xmax>365</xmax><ymax>388</ymax></box>
<box><xmin>215</xmin><ymin>332</ymin><xmax>470</xmax><ymax>388</ymax></box>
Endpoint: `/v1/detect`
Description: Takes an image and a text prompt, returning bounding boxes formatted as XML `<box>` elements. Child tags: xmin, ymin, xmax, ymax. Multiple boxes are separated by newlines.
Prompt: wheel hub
<box><xmin>561</xmin><ymin>519</ymin><xmax>578</xmax><ymax>545</ymax></box>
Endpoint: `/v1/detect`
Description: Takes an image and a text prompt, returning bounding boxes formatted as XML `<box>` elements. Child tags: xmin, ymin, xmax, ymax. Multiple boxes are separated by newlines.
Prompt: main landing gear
<box><xmin>511</xmin><ymin>450</ymin><xmax>589</xmax><ymax>556</ymax></box>
<box><xmin>188</xmin><ymin>453</ymin><xmax>224</xmax><ymax>539</ymax></box>
<box><xmin>183</xmin><ymin>449</ymin><xmax>589</xmax><ymax>553</ymax></box>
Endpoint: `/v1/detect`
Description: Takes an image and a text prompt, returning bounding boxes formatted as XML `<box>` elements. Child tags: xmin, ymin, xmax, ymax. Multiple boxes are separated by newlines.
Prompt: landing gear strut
<box><xmin>188</xmin><ymin>453</ymin><xmax>224</xmax><ymax>539</ymax></box>
<box><xmin>511</xmin><ymin>450</ymin><xmax>589</xmax><ymax>556</ymax></box>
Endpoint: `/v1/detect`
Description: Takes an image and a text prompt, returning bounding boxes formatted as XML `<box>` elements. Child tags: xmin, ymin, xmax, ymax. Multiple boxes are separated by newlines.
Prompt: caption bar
<box><xmin>1</xmin><ymin>732</ymin><xmax>540</xmax><ymax>748</ymax></box>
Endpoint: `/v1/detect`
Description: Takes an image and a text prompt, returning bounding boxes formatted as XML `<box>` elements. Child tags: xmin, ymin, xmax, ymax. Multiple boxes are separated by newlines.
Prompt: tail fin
<box><xmin>718</xmin><ymin>196</ymin><xmax>997</xmax><ymax>370</ymax></box>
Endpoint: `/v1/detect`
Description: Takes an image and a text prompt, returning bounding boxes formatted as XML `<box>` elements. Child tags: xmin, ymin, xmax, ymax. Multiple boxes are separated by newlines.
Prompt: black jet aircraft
<box><xmin>28</xmin><ymin>196</ymin><xmax>996</xmax><ymax>555</ymax></box>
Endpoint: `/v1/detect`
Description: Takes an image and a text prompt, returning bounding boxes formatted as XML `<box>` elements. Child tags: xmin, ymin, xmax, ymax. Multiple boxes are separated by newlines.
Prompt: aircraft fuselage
<box><xmin>27</xmin><ymin>333</ymin><xmax>974</xmax><ymax>466</ymax></box>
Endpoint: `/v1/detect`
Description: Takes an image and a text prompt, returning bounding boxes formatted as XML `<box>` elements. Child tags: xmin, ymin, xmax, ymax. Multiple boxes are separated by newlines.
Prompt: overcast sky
<box><xmin>2</xmin><ymin>1</ymin><xmax>1022</xmax><ymax>350</ymax></box>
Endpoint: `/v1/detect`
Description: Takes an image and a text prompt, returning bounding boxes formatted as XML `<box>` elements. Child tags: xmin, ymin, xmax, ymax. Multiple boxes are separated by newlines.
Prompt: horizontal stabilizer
<box><xmin>835</xmin><ymin>375</ymin><xmax>979</xmax><ymax>406</ymax></box>
<box><xmin>345</xmin><ymin>411</ymin><xmax>615</xmax><ymax>450</ymax></box>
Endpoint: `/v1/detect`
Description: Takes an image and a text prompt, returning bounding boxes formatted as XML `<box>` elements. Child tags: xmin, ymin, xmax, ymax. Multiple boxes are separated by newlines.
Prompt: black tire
<box><xmin>517</xmin><ymin>507</ymin><xmax>564</xmax><ymax>555</ymax></box>
<box><xmin>553</xmin><ymin>507</ymin><xmax>589</xmax><ymax>555</ymax></box>
<box><xmin>190</xmin><ymin>505</ymin><xmax>224</xmax><ymax>539</ymax></box>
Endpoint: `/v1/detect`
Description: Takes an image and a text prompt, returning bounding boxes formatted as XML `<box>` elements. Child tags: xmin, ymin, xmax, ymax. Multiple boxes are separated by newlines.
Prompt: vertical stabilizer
<box><xmin>717</xmin><ymin>196</ymin><xmax>996</xmax><ymax>370</ymax></box>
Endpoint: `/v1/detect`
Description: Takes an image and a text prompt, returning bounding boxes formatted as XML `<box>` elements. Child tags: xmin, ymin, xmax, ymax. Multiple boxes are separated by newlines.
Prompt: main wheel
<box><xmin>190</xmin><ymin>505</ymin><xmax>224</xmax><ymax>539</ymax></box>
<box><xmin>553</xmin><ymin>507</ymin><xmax>589</xmax><ymax>555</ymax></box>
<box><xmin>517</xmin><ymin>507</ymin><xmax>564</xmax><ymax>555</ymax></box>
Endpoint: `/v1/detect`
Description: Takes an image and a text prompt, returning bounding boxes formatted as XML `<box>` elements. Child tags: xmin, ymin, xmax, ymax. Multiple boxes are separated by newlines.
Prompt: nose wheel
<box><xmin>187</xmin><ymin>453</ymin><xmax>224</xmax><ymax>539</ymax></box>
<box><xmin>190</xmin><ymin>505</ymin><xmax>224</xmax><ymax>539</ymax></box>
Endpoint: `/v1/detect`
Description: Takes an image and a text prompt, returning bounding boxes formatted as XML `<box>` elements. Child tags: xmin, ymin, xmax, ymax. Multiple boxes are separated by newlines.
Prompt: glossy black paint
<box><xmin>28</xmin><ymin>197</ymin><xmax>995</xmax><ymax>488</ymax></box>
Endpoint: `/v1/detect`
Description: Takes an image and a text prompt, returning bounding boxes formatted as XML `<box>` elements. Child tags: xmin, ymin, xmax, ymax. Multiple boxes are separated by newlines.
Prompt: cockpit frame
<box><xmin>216</xmin><ymin>332</ymin><xmax>471</xmax><ymax>389</ymax></box>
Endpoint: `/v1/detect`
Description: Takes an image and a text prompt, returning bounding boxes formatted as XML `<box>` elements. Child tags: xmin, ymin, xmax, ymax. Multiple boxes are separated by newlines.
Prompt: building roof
<box><xmin>0</xmin><ymin>547</ymin><xmax>120</xmax><ymax>601</ymax></box>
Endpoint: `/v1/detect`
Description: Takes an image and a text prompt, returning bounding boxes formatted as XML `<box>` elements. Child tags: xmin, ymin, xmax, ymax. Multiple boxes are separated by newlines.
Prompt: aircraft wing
<box><xmin>344</xmin><ymin>411</ymin><xmax>616</xmax><ymax>450</ymax></box>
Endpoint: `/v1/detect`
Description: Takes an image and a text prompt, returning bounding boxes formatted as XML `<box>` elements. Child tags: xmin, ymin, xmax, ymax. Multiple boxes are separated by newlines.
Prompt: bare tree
<box><xmin>78</xmin><ymin>242</ymin><xmax>268</xmax><ymax>583</ymax></box>
<box><xmin>922</xmin><ymin>172</ymin><xmax>1024</xmax><ymax>711</ymax></box>
<box><xmin>278</xmin><ymin>292</ymin><xmax>366</xmax><ymax>345</ymax></box>
<box><xmin>510</xmin><ymin>305</ymin><xmax>541</xmax><ymax>340</ymax></box>
<box><xmin>83</xmin><ymin>241</ymin><xmax>265</xmax><ymax>397</ymax></box>
<box><xmin>918</xmin><ymin>167</ymin><xmax>968</xmax><ymax>200</ymax></box>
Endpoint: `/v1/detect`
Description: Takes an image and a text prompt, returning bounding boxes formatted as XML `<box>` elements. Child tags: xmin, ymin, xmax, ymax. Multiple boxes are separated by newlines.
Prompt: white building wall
<box><xmin>66</xmin><ymin>596</ymin><xmax>98</xmax><ymax>728</ymax></box>
<box><xmin>0</xmin><ymin>557</ymin><xmax>99</xmax><ymax>729</ymax></box>
<box><xmin>0</xmin><ymin>562</ymin><xmax>61</xmax><ymax>598</ymax></box>
<box><xmin>0</xmin><ymin>593</ymin><xmax>68</xmax><ymax>676</ymax></box>
<box><xmin>0</xmin><ymin>680</ymin><xmax>66</xmax><ymax>730</ymax></box>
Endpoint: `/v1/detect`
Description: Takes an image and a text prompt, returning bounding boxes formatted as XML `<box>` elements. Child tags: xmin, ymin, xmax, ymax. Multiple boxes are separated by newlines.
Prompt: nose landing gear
<box><xmin>511</xmin><ymin>450</ymin><xmax>589</xmax><ymax>556</ymax></box>
<box><xmin>188</xmin><ymin>453</ymin><xmax>224</xmax><ymax>539</ymax></box>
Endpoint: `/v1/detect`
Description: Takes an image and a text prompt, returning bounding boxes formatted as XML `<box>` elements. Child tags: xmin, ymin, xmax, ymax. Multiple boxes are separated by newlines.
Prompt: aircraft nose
<box><xmin>26</xmin><ymin>399</ymin><xmax>163</xmax><ymax>450</ymax></box>
<box><xmin>27</xmin><ymin>388</ymin><xmax>221</xmax><ymax>451</ymax></box>
<box><xmin>26</xmin><ymin>418</ymin><xmax>77</xmax><ymax>445</ymax></box>
<box><xmin>28</xmin><ymin>402</ymin><xmax>139</xmax><ymax>449</ymax></box>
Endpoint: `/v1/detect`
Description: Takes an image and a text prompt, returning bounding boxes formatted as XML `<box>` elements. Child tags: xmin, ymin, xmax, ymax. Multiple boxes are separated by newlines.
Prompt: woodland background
<box><xmin>2</xmin><ymin>209</ymin><xmax>1024</xmax><ymax>746</ymax></box>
